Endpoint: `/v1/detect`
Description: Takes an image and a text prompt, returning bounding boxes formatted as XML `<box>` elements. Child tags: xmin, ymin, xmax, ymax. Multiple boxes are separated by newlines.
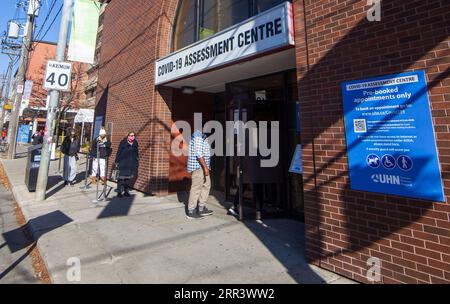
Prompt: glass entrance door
<box><xmin>225</xmin><ymin>72</ymin><xmax>293</xmax><ymax>219</ymax></box>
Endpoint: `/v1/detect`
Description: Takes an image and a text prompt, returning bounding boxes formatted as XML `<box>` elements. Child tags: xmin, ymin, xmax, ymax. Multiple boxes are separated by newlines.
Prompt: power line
<box><xmin>34</xmin><ymin>0</ymin><xmax>58</xmax><ymax>41</ymax></box>
<box><xmin>33</xmin><ymin>4</ymin><xmax>63</xmax><ymax>48</ymax></box>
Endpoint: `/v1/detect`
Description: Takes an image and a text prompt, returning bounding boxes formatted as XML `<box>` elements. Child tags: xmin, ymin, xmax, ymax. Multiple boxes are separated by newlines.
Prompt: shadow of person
<box><xmin>97</xmin><ymin>194</ymin><xmax>136</xmax><ymax>219</ymax></box>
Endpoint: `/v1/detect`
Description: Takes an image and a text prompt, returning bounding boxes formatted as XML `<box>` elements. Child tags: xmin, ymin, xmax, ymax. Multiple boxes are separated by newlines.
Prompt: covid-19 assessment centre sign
<box><xmin>342</xmin><ymin>70</ymin><xmax>445</xmax><ymax>202</ymax></box>
<box><xmin>155</xmin><ymin>1</ymin><xmax>294</xmax><ymax>85</ymax></box>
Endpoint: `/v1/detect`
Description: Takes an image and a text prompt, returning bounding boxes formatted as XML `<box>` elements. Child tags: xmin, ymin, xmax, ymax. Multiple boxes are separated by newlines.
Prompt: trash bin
<box><xmin>25</xmin><ymin>144</ymin><xmax>42</xmax><ymax>192</ymax></box>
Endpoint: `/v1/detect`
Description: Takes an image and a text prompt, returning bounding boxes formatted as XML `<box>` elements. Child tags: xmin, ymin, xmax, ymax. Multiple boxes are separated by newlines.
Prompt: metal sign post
<box><xmin>35</xmin><ymin>0</ymin><xmax>72</xmax><ymax>201</ymax></box>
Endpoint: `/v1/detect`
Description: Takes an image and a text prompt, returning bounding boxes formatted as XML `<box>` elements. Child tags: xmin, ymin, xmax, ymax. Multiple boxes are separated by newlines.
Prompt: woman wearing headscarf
<box><xmin>114</xmin><ymin>132</ymin><xmax>139</xmax><ymax>197</ymax></box>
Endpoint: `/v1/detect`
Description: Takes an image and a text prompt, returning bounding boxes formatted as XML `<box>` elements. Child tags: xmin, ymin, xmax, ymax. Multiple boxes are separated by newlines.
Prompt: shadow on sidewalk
<box><xmin>0</xmin><ymin>243</ymin><xmax>37</xmax><ymax>281</ymax></box>
<box><xmin>1</xmin><ymin>210</ymin><xmax>73</xmax><ymax>253</ymax></box>
<box><xmin>45</xmin><ymin>171</ymin><xmax>89</xmax><ymax>199</ymax></box>
<box><xmin>0</xmin><ymin>210</ymin><xmax>73</xmax><ymax>281</ymax></box>
<box><xmin>175</xmin><ymin>191</ymin><xmax>328</xmax><ymax>283</ymax></box>
<box><xmin>243</xmin><ymin>219</ymin><xmax>329</xmax><ymax>283</ymax></box>
<box><xmin>97</xmin><ymin>194</ymin><xmax>136</xmax><ymax>219</ymax></box>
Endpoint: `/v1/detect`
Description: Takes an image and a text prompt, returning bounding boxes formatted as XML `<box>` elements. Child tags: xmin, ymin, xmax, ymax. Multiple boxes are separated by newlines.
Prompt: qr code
<box><xmin>353</xmin><ymin>119</ymin><xmax>367</xmax><ymax>133</ymax></box>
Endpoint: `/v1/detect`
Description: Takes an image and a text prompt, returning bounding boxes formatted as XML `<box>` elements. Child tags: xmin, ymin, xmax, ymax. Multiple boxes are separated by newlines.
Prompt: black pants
<box><xmin>117</xmin><ymin>179</ymin><xmax>130</xmax><ymax>194</ymax></box>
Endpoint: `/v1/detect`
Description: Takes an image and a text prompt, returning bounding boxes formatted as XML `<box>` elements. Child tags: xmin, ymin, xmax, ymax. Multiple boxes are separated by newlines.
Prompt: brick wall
<box><xmin>27</xmin><ymin>42</ymin><xmax>56</xmax><ymax>108</ymax></box>
<box><xmin>98</xmin><ymin>0</ymin><xmax>450</xmax><ymax>283</ymax></box>
<box><xmin>169</xmin><ymin>89</ymin><xmax>214</xmax><ymax>192</ymax></box>
<box><xmin>294</xmin><ymin>0</ymin><xmax>450</xmax><ymax>283</ymax></box>
<box><xmin>97</xmin><ymin>0</ymin><xmax>178</xmax><ymax>195</ymax></box>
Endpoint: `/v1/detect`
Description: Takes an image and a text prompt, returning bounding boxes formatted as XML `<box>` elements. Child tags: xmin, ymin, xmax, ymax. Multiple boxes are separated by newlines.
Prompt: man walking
<box><xmin>186</xmin><ymin>129</ymin><xmax>213</xmax><ymax>219</ymax></box>
<box><xmin>61</xmin><ymin>128</ymin><xmax>80</xmax><ymax>186</ymax></box>
<box><xmin>90</xmin><ymin>128</ymin><xmax>111</xmax><ymax>185</ymax></box>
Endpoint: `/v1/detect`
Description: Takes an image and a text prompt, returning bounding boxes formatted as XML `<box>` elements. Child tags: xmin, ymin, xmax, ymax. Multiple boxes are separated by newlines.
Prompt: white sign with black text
<box><xmin>43</xmin><ymin>60</ymin><xmax>72</xmax><ymax>91</ymax></box>
<box><xmin>155</xmin><ymin>1</ymin><xmax>294</xmax><ymax>85</ymax></box>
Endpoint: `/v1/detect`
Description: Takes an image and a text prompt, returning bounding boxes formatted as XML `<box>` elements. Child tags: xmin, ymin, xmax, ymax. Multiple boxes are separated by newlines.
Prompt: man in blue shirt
<box><xmin>186</xmin><ymin>130</ymin><xmax>213</xmax><ymax>219</ymax></box>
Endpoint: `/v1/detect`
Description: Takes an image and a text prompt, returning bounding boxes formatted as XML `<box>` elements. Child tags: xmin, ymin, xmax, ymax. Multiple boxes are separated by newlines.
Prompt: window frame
<box><xmin>171</xmin><ymin>0</ymin><xmax>290</xmax><ymax>52</ymax></box>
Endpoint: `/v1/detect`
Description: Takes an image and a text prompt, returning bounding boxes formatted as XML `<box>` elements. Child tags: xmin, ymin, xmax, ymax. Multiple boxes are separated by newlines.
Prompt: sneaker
<box><xmin>199</xmin><ymin>207</ymin><xmax>214</xmax><ymax>217</ymax></box>
<box><xmin>186</xmin><ymin>211</ymin><xmax>203</xmax><ymax>220</ymax></box>
<box><xmin>63</xmin><ymin>181</ymin><xmax>69</xmax><ymax>186</ymax></box>
<box><xmin>124</xmin><ymin>191</ymin><xmax>131</xmax><ymax>197</ymax></box>
<box><xmin>117</xmin><ymin>192</ymin><xmax>123</xmax><ymax>198</ymax></box>
<box><xmin>228</xmin><ymin>206</ymin><xmax>239</xmax><ymax>216</ymax></box>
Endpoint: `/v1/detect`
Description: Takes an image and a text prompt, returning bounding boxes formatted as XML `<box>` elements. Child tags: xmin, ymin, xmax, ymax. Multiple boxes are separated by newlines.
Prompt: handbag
<box><xmin>111</xmin><ymin>164</ymin><xmax>120</xmax><ymax>182</ymax></box>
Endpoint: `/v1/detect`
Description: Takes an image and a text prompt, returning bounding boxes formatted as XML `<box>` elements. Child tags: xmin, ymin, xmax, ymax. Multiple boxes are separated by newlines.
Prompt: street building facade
<box><xmin>96</xmin><ymin>0</ymin><xmax>450</xmax><ymax>284</ymax></box>
<box><xmin>12</xmin><ymin>41</ymin><xmax>92</xmax><ymax>142</ymax></box>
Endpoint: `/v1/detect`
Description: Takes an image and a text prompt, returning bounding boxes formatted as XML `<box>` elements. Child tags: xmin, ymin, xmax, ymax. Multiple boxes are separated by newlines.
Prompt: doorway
<box><xmin>222</xmin><ymin>70</ymin><xmax>304</xmax><ymax>220</ymax></box>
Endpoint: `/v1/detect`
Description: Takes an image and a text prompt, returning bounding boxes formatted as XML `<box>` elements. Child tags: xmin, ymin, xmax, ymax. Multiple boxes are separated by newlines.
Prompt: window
<box><xmin>173</xmin><ymin>0</ymin><xmax>197</xmax><ymax>51</ymax></box>
<box><xmin>172</xmin><ymin>0</ymin><xmax>290</xmax><ymax>51</ymax></box>
<box><xmin>254</xmin><ymin>0</ymin><xmax>285</xmax><ymax>14</ymax></box>
<box><xmin>217</xmin><ymin>0</ymin><xmax>250</xmax><ymax>31</ymax></box>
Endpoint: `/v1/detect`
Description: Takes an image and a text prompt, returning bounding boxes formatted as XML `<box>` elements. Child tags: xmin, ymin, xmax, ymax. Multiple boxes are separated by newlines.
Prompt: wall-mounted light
<box><xmin>181</xmin><ymin>86</ymin><xmax>195</xmax><ymax>94</ymax></box>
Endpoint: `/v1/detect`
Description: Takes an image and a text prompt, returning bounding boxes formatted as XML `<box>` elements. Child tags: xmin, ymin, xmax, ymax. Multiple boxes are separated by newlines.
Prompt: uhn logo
<box><xmin>371</xmin><ymin>174</ymin><xmax>400</xmax><ymax>185</ymax></box>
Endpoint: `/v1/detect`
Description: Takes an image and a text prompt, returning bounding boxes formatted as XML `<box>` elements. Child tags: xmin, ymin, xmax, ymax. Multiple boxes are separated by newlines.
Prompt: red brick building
<box><xmin>97</xmin><ymin>0</ymin><xmax>450</xmax><ymax>284</ymax></box>
<box><xmin>21</xmin><ymin>41</ymin><xmax>93</xmax><ymax>136</ymax></box>
<box><xmin>26</xmin><ymin>41</ymin><xmax>91</xmax><ymax>110</ymax></box>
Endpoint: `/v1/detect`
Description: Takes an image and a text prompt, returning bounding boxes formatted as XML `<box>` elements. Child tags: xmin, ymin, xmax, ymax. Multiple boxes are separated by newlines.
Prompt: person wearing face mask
<box><xmin>114</xmin><ymin>132</ymin><xmax>139</xmax><ymax>197</ymax></box>
<box><xmin>60</xmin><ymin>127</ymin><xmax>81</xmax><ymax>186</ymax></box>
<box><xmin>90</xmin><ymin>128</ymin><xmax>112</xmax><ymax>185</ymax></box>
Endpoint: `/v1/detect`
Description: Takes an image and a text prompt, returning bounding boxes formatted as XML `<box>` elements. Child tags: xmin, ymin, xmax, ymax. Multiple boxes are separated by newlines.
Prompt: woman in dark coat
<box><xmin>114</xmin><ymin>132</ymin><xmax>139</xmax><ymax>197</ymax></box>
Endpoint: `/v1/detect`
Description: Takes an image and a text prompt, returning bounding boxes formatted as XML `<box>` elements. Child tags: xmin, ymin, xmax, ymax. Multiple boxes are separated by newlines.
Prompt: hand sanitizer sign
<box><xmin>342</xmin><ymin>70</ymin><xmax>445</xmax><ymax>202</ymax></box>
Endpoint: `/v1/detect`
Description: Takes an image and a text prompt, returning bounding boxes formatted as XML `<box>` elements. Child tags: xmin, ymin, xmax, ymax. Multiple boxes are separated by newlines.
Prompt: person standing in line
<box><xmin>38</xmin><ymin>129</ymin><xmax>44</xmax><ymax>144</ymax></box>
<box><xmin>115</xmin><ymin>132</ymin><xmax>139</xmax><ymax>197</ymax></box>
<box><xmin>61</xmin><ymin>128</ymin><xmax>81</xmax><ymax>186</ymax></box>
<box><xmin>1</xmin><ymin>128</ymin><xmax>6</xmax><ymax>141</ymax></box>
<box><xmin>31</xmin><ymin>130</ymin><xmax>42</xmax><ymax>145</ymax></box>
<box><xmin>186</xmin><ymin>129</ymin><xmax>214</xmax><ymax>219</ymax></box>
<box><xmin>90</xmin><ymin>128</ymin><xmax>111</xmax><ymax>185</ymax></box>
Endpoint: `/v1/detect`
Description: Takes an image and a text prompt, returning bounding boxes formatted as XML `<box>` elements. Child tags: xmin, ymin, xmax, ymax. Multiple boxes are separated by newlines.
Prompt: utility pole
<box><xmin>0</xmin><ymin>73</ymin><xmax>5</xmax><ymax>100</ymax></box>
<box><xmin>7</xmin><ymin>6</ymin><xmax>36</xmax><ymax>159</ymax></box>
<box><xmin>36</xmin><ymin>0</ymin><xmax>72</xmax><ymax>200</ymax></box>
<box><xmin>0</xmin><ymin>58</ymin><xmax>15</xmax><ymax>134</ymax></box>
<box><xmin>0</xmin><ymin>73</ymin><xmax>5</xmax><ymax>128</ymax></box>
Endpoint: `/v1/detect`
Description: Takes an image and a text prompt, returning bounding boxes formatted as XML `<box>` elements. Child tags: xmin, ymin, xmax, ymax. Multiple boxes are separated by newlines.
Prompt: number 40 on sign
<box><xmin>43</xmin><ymin>60</ymin><xmax>72</xmax><ymax>91</ymax></box>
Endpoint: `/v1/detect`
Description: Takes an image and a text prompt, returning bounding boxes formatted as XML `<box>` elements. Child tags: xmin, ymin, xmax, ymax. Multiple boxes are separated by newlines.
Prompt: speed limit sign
<box><xmin>43</xmin><ymin>60</ymin><xmax>72</xmax><ymax>91</ymax></box>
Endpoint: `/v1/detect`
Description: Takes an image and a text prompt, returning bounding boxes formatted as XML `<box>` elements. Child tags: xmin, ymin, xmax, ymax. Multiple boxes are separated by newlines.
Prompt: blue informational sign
<box><xmin>289</xmin><ymin>144</ymin><xmax>302</xmax><ymax>174</ymax></box>
<box><xmin>93</xmin><ymin>115</ymin><xmax>104</xmax><ymax>138</ymax></box>
<box><xmin>17</xmin><ymin>124</ymin><xmax>30</xmax><ymax>143</ymax></box>
<box><xmin>342</xmin><ymin>70</ymin><xmax>445</xmax><ymax>202</ymax></box>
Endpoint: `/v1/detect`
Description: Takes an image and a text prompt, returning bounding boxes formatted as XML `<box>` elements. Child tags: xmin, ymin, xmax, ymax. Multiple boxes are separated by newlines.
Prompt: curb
<box><xmin>0</xmin><ymin>159</ymin><xmax>53</xmax><ymax>284</ymax></box>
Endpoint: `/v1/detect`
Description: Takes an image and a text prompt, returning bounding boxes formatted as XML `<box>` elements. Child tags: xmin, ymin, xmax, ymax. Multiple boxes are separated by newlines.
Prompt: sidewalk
<box><xmin>0</xmin><ymin>183</ymin><xmax>40</xmax><ymax>284</ymax></box>
<box><xmin>0</xmin><ymin>147</ymin><xmax>356</xmax><ymax>284</ymax></box>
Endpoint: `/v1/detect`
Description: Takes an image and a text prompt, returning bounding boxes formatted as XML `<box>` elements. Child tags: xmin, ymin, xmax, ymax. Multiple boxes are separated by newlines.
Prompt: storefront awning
<box><xmin>162</xmin><ymin>48</ymin><xmax>296</xmax><ymax>93</ymax></box>
<box><xmin>74</xmin><ymin>109</ymin><xmax>94</xmax><ymax>123</ymax></box>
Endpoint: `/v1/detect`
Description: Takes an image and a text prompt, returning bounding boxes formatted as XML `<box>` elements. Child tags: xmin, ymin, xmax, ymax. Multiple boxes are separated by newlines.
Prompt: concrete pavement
<box><xmin>0</xmin><ymin>146</ymin><xmax>356</xmax><ymax>284</ymax></box>
<box><xmin>0</xmin><ymin>183</ymin><xmax>40</xmax><ymax>284</ymax></box>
